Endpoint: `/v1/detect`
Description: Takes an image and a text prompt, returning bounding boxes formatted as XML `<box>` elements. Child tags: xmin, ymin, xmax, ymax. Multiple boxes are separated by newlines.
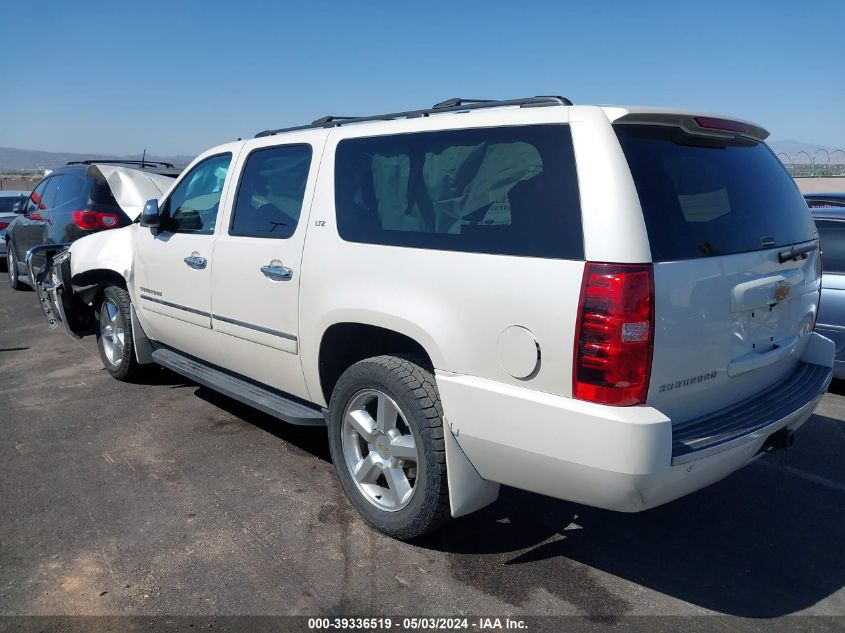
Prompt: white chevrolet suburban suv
<box><xmin>29</xmin><ymin>96</ymin><xmax>834</xmax><ymax>539</ymax></box>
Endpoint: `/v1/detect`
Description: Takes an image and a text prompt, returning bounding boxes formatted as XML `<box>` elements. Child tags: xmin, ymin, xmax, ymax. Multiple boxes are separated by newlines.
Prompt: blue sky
<box><xmin>1</xmin><ymin>0</ymin><xmax>843</xmax><ymax>156</ymax></box>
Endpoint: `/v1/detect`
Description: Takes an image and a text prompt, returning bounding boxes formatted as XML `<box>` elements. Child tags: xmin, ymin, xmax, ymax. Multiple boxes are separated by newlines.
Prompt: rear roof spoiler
<box><xmin>609</xmin><ymin>111</ymin><xmax>769</xmax><ymax>143</ymax></box>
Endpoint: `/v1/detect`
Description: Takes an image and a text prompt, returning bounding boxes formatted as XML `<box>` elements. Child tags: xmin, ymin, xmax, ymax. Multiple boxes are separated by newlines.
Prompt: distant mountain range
<box><xmin>0</xmin><ymin>146</ymin><xmax>195</xmax><ymax>172</ymax></box>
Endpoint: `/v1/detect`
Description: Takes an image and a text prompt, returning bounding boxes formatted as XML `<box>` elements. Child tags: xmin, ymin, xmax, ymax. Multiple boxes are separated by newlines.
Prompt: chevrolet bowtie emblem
<box><xmin>772</xmin><ymin>281</ymin><xmax>791</xmax><ymax>303</ymax></box>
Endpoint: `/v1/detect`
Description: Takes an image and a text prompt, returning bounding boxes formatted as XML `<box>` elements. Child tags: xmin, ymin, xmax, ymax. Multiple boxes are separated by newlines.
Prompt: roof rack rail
<box><xmin>66</xmin><ymin>159</ymin><xmax>177</xmax><ymax>168</ymax></box>
<box><xmin>432</xmin><ymin>97</ymin><xmax>497</xmax><ymax>109</ymax></box>
<box><xmin>311</xmin><ymin>115</ymin><xmax>358</xmax><ymax>125</ymax></box>
<box><xmin>255</xmin><ymin>95</ymin><xmax>573</xmax><ymax>137</ymax></box>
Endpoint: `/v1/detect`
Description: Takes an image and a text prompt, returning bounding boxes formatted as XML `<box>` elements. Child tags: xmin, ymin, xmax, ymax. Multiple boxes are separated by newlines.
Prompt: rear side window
<box><xmin>90</xmin><ymin>178</ymin><xmax>119</xmax><ymax>206</ymax></box>
<box><xmin>54</xmin><ymin>174</ymin><xmax>85</xmax><ymax>208</ymax></box>
<box><xmin>616</xmin><ymin>125</ymin><xmax>816</xmax><ymax>261</ymax></box>
<box><xmin>334</xmin><ymin>125</ymin><xmax>583</xmax><ymax>259</ymax></box>
<box><xmin>816</xmin><ymin>220</ymin><xmax>845</xmax><ymax>274</ymax></box>
<box><xmin>230</xmin><ymin>144</ymin><xmax>312</xmax><ymax>239</ymax></box>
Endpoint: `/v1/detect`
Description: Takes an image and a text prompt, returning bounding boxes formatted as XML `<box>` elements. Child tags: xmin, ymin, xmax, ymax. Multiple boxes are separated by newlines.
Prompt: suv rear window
<box><xmin>616</xmin><ymin>125</ymin><xmax>816</xmax><ymax>261</ymax></box>
<box><xmin>90</xmin><ymin>177</ymin><xmax>119</xmax><ymax>206</ymax></box>
<box><xmin>334</xmin><ymin>125</ymin><xmax>582</xmax><ymax>259</ymax></box>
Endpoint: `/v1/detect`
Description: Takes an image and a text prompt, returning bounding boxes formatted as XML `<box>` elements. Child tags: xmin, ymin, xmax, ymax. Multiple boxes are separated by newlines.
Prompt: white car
<box><xmin>32</xmin><ymin>97</ymin><xmax>834</xmax><ymax>539</ymax></box>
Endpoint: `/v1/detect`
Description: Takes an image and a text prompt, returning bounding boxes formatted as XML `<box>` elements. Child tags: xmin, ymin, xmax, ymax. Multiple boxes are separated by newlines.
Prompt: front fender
<box><xmin>69</xmin><ymin>225</ymin><xmax>134</xmax><ymax>283</ymax></box>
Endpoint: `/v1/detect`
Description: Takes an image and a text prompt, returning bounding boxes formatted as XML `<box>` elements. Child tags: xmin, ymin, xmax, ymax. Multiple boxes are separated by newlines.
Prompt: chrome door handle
<box><xmin>260</xmin><ymin>262</ymin><xmax>293</xmax><ymax>281</ymax></box>
<box><xmin>184</xmin><ymin>253</ymin><xmax>207</xmax><ymax>270</ymax></box>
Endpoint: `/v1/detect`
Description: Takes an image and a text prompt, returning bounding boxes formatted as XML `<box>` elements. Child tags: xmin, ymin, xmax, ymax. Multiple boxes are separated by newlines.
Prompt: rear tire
<box><xmin>7</xmin><ymin>247</ymin><xmax>26</xmax><ymax>290</ymax></box>
<box><xmin>327</xmin><ymin>355</ymin><xmax>450</xmax><ymax>539</ymax></box>
<box><xmin>96</xmin><ymin>285</ymin><xmax>142</xmax><ymax>381</ymax></box>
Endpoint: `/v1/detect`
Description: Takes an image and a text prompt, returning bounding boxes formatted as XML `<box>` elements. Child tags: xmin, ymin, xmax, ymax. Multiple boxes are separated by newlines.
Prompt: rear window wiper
<box><xmin>778</xmin><ymin>241</ymin><xmax>817</xmax><ymax>263</ymax></box>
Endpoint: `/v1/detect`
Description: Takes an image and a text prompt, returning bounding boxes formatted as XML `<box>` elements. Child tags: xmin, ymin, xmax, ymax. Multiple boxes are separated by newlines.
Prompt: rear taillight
<box><xmin>71</xmin><ymin>211</ymin><xmax>121</xmax><ymax>230</ymax></box>
<box><xmin>573</xmin><ymin>262</ymin><xmax>654</xmax><ymax>406</ymax></box>
<box><xmin>0</xmin><ymin>221</ymin><xmax>8</xmax><ymax>231</ymax></box>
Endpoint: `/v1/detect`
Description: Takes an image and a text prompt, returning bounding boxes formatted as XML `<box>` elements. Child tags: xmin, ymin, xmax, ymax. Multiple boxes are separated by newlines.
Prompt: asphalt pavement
<box><xmin>1</xmin><ymin>273</ymin><xmax>844</xmax><ymax>621</ymax></box>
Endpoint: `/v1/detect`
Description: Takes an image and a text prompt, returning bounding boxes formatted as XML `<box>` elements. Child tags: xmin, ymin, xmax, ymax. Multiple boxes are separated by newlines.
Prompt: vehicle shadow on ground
<box><xmin>124</xmin><ymin>365</ymin><xmax>195</xmax><ymax>388</ymax></box>
<box><xmin>413</xmin><ymin>439</ymin><xmax>845</xmax><ymax>617</ymax></box>
<box><xmin>168</xmin><ymin>377</ymin><xmax>844</xmax><ymax>617</ymax></box>
<box><xmin>193</xmin><ymin>385</ymin><xmax>332</xmax><ymax>461</ymax></box>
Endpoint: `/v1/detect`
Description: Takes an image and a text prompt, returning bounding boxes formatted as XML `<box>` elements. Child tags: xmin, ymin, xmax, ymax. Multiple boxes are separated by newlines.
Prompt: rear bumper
<box><xmin>671</xmin><ymin>362</ymin><xmax>830</xmax><ymax>464</ymax></box>
<box><xmin>436</xmin><ymin>334</ymin><xmax>833</xmax><ymax>512</ymax></box>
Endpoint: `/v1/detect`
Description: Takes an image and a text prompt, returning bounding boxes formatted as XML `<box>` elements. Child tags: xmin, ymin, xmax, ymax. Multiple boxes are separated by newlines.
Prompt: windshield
<box><xmin>616</xmin><ymin>125</ymin><xmax>816</xmax><ymax>261</ymax></box>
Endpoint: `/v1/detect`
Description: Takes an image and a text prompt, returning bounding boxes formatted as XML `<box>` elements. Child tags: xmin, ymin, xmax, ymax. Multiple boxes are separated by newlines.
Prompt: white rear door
<box><xmin>209</xmin><ymin>134</ymin><xmax>325</xmax><ymax>401</ymax></box>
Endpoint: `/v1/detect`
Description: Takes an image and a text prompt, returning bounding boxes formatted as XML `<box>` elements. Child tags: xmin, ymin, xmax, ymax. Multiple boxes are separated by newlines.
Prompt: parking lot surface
<box><xmin>1</xmin><ymin>278</ymin><xmax>844</xmax><ymax>620</ymax></box>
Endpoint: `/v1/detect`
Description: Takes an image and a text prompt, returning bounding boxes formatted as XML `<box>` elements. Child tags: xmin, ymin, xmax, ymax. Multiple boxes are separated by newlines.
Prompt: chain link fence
<box><xmin>777</xmin><ymin>148</ymin><xmax>845</xmax><ymax>177</ymax></box>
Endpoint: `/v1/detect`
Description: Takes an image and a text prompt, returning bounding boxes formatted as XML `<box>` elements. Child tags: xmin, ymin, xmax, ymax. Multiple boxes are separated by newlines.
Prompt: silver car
<box><xmin>0</xmin><ymin>191</ymin><xmax>30</xmax><ymax>262</ymax></box>
<box><xmin>807</xmin><ymin>194</ymin><xmax>845</xmax><ymax>379</ymax></box>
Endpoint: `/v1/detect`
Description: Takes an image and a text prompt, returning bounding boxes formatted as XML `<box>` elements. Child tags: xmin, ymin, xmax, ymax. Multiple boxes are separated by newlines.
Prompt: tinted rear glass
<box><xmin>335</xmin><ymin>125</ymin><xmax>583</xmax><ymax>259</ymax></box>
<box><xmin>0</xmin><ymin>198</ymin><xmax>17</xmax><ymax>213</ymax></box>
<box><xmin>89</xmin><ymin>177</ymin><xmax>118</xmax><ymax>206</ymax></box>
<box><xmin>616</xmin><ymin>125</ymin><xmax>815</xmax><ymax>261</ymax></box>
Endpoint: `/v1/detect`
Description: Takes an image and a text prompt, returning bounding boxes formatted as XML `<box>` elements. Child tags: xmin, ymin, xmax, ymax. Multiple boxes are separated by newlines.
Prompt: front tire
<box><xmin>96</xmin><ymin>285</ymin><xmax>142</xmax><ymax>381</ymax></box>
<box><xmin>7</xmin><ymin>247</ymin><xmax>26</xmax><ymax>290</ymax></box>
<box><xmin>327</xmin><ymin>355</ymin><xmax>450</xmax><ymax>539</ymax></box>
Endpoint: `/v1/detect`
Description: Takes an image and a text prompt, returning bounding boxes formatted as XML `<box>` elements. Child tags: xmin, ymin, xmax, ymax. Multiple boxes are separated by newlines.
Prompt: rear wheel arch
<box><xmin>317</xmin><ymin>322</ymin><xmax>438</xmax><ymax>406</ymax></box>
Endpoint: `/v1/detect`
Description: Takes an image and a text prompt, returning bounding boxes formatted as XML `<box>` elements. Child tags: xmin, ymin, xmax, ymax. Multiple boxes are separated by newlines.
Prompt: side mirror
<box><xmin>139</xmin><ymin>199</ymin><xmax>160</xmax><ymax>228</ymax></box>
<box><xmin>13</xmin><ymin>194</ymin><xmax>27</xmax><ymax>213</ymax></box>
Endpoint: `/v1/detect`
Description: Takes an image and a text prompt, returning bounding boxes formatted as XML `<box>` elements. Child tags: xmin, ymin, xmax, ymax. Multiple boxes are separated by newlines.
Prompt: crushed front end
<box><xmin>26</xmin><ymin>245</ymin><xmax>96</xmax><ymax>338</ymax></box>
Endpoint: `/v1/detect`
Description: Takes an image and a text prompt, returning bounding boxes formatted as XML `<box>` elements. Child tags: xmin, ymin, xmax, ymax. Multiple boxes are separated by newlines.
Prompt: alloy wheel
<box><xmin>99</xmin><ymin>299</ymin><xmax>125</xmax><ymax>366</ymax></box>
<box><xmin>341</xmin><ymin>389</ymin><xmax>420</xmax><ymax>511</ymax></box>
<box><xmin>8</xmin><ymin>250</ymin><xmax>17</xmax><ymax>285</ymax></box>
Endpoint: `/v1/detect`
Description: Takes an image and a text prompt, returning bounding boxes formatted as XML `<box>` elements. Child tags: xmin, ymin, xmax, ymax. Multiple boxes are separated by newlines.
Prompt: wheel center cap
<box><xmin>375</xmin><ymin>435</ymin><xmax>391</xmax><ymax>457</ymax></box>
